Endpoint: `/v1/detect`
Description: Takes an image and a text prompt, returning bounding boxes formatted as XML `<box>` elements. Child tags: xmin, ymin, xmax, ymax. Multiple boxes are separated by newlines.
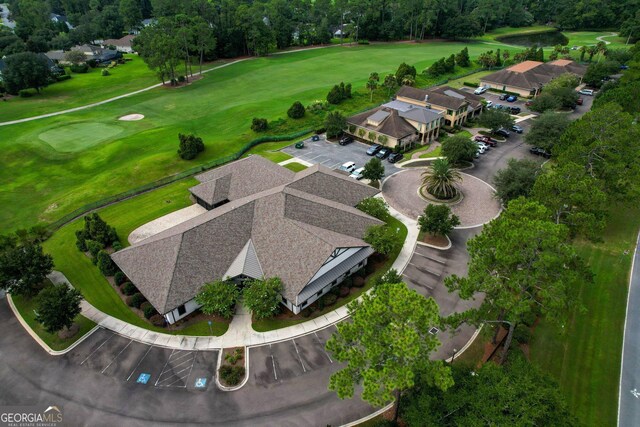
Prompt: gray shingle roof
<box><xmin>347</xmin><ymin>107</ymin><xmax>418</xmax><ymax>140</ymax></box>
<box><xmin>112</xmin><ymin>160</ymin><xmax>383</xmax><ymax>313</ymax></box>
<box><xmin>481</xmin><ymin>60</ymin><xmax>587</xmax><ymax>91</ymax></box>
<box><xmin>396</xmin><ymin>85</ymin><xmax>468</xmax><ymax>110</ymax></box>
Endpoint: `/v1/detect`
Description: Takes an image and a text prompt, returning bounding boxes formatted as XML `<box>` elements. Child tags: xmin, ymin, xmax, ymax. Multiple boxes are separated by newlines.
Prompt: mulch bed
<box><xmin>421</xmin><ymin>233</ymin><xmax>449</xmax><ymax>248</ymax></box>
<box><xmin>161</xmin><ymin>74</ymin><xmax>203</xmax><ymax>89</ymax></box>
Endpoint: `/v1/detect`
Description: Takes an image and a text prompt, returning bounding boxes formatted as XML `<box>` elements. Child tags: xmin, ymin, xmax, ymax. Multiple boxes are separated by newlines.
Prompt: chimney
<box><xmin>424</xmin><ymin>94</ymin><xmax>429</xmax><ymax>102</ymax></box>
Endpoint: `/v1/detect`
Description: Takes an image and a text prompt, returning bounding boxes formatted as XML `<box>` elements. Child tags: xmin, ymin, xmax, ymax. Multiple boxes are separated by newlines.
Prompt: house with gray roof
<box><xmin>112</xmin><ymin>156</ymin><xmax>382</xmax><ymax>323</ymax></box>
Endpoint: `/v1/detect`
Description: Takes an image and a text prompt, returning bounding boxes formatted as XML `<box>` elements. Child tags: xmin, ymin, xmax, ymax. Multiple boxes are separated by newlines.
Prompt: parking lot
<box><xmin>249</xmin><ymin>325</ymin><xmax>336</xmax><ymax>386</ymax></box>
<box><xmin>281</xmin><ymin>136</ymin><xmax>402</xmax><ymax>176</ymax></box>
<box><xmin>65</xmin><ymin>328</ymin><xmax>219</xmax><ymax>391</ymax></box>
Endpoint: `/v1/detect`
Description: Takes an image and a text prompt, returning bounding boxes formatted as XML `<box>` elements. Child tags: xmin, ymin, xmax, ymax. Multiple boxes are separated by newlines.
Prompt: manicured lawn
<box><xmin>419</xmin><ymin>146</ymin><xmax>442</xmax><ymax>158</ymax></box>
<box><xmin>478</xmin><ymin>26</ymin><xmax>557</xmax><ymax>41</ymax></box>
<box><xmin>252</xmin><ymin>216</ymin><xmax>408</xmax><ymax>332</ymax></box>
<box><xmin>565</xmin><ymin>31</ymin><xmax>628</xmax><ymax>49</ymax></box>
<box><xmin>282</xmin><ymin>162</ymin><xmax>309</xmax><ymax>172</ymax></box>
<box><xmin>447</xmin><ymin>70</ymin><xmax>495</xmax><ymax>88</ymax></box>
<box><xmin>2</xmin><ymin>40</ymin><xmax>518</xmax><ymax>232</ymax></box>
<box><xmin>41</xmin><ymin>178</ymin><xmax>228</xmax><ymax>336</ymax></box>
<box><xmin>529</xmin><ymin>204</ymin><xmax>640</xmax><ymax>427</ymax></box>
<box><xmin>11</xmin><ymin>288</ymin><xmax>97</xmax><ymax>351</ymax></box>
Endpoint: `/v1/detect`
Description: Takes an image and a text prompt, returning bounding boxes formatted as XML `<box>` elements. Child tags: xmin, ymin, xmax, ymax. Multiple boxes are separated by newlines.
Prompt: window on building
<box><xmin>177</xmin><ymin>305</ymin><xmax>186</xmax><ymax>316</ymax></box>
<box><xmin>317</xmin><ymin>289</ymin><xmax>323</xmax><ymax>297</ymax></box>
<box><xmin>447</xmin><ymin>109</ymin><xmax>453</xmax><ymax>115</ymax></box>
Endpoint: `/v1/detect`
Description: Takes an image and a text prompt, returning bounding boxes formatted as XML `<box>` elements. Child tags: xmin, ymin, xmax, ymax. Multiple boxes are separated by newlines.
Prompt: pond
<box><xmin>497</xmin><ymin>30</ymin><xmax>569</xmax><ymax>47</ymax></box>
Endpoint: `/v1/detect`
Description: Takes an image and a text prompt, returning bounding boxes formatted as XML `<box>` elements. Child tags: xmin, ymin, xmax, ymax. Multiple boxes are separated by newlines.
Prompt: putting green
<box><xmin>39</xmin><ymin>122</ymin><xmax>124</xmax><ymax>153</ymax></box>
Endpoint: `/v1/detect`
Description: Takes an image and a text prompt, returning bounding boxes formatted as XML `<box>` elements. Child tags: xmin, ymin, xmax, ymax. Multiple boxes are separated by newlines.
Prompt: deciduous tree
<box><xmin>324</xmin><ymin>111</ymin><xmax>346</xmax><ymax>139</ymax></box>
<box><xmin>0</xmin><ymin>242</ymin><xmax>54</xmax><ymax>297</ymax></box>
<box><xmin>364</xmin><ymin>225</ymin><xmax>400</xmax><ymax>255</ymax></box>
<box><xmin>478</xmin><ymin>108</ymin><xmax>514</xmax><ymax>133</ymax></box>
<box><xmin>243</xmin><ymin>277</ymin><xmax>283</xmax><ymax>320</ymax></box>
<box><xmin>36</xmin><ymin>285</ymin><xmax>83</xmax><ymax>335</ymax></box>
<box><xmin>418</xmin><ymin>204</ymin><xmax>460</xmax><ymax>236</ymax></box>
<box><xmin>362</xmin><ymin>157</ymin><xmax>385</xmax><ymax>184</ymax></box>
<box><xmin>493</xmin><ymin>158</ymin><xmax>540</xmax><ymax>203</ymax></box>
<box><xmin>525</xmin><ymin>112</ymin><xmax>571</xmax><ymax>153</ymax></box>
<box><xmin>196</xmin><ymin>280</ymin><xmax>240</xmax><ymax>318</ymax></box>
<box><xmin>441</xmin><ymin>134</ymin><xmax>477</xmax><ymax>165</ymax></box>
<box><xmin>1</xmin><ymin>52</ymin><xmax>52</xmax><ymax>94</ymax></box>
<box><xmin>356</xmin><ymin>197</ymin><xmax>390</xmax><ymax>221</ymax></box>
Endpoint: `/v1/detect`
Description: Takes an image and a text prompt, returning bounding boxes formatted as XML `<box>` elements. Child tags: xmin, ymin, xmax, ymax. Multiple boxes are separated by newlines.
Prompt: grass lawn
<box><xmin>529</xmin><ymin>204</ymin><xmax>640</xmax><ymax>427</ymax></box>
<box><xmin>2</xmin><ymin>39</ymin><xmax>520</xmax><ymax>232</ymax></box>
<box><xmin>564</xmin><ymin>31</ymin><xmax>628</xmax><ymax>49</ymax></box>
<box><xmin>447</xmin><ymin>70</ymin><xmax>495</xmax><ymax>88</ymax></box>
<box><xmin>282</xmin><ymin>162</ymin><xmax>309</xmax><ymax>172</ymax></box>
<box><xmin>11</xmin><ymin>288</ymin><xmax>97</xmax><ymax>351</ymax></box>
<box><xmin>419</xmin><ymin>146</ymin><xmax>442</xmax><ymax>158</ymax></box>
<box><xmin>252</xmin><ymin>216</ymin><xmax>408</xmax><ymax>332</ymax></box>
<box><xmin>41</xmin><ymin>177</ymin><xmax>228</xmax><ymax>336</ymax></box>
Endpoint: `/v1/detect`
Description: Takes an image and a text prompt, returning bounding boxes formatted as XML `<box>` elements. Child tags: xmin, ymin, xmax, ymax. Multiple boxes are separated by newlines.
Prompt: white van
<box><xmin>338</xmin><ymin>161</ymin><xmax>356</xmax><ymax>173</ymax></box>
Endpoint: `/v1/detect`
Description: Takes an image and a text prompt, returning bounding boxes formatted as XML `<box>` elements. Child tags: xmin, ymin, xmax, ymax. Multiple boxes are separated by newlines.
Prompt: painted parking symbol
<box><xmin>631</xmin><ymin>388</ymin><xmax>640</xmax><ymax>399</ymax></box>
<box><xmin>195</xmin><ymin>378</ymin><xmax>207</xmax><ymax>388</ymax></box>
<box><xmin>136</xmin><ymin>373</ymin><xmax>151</xmax><ymax>384</ymax></box>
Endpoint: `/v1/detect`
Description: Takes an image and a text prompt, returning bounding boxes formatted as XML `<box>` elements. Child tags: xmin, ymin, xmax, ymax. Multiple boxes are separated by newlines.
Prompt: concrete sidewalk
<box><xmin>48</xmin><ymin>204</ymin><xmax>417</xmax><ymax>350</ymax></box>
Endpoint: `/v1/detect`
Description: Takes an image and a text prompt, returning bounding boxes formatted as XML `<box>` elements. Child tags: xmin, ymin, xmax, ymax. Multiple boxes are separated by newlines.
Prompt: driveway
<box><xmin>281</xmin><ymin>136</ymin><xmax>402</xmax><ymax>176</ymax></box>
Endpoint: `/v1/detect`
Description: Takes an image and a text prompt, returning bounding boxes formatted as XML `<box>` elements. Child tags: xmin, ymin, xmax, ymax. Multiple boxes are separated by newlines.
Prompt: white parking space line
<box><xmin>314</xmin><ymin>332</ymin><xmax>333</xmax><ymax>363</ymax></box>
<box><xmin>154</xmin><ymin>349</ymin><xmax>175</xmax><ymax>386</ymax></box>
<box><xmin>101</xmin><ymin>339</ymin><xmax>133</xmax><ymax>374</ymax></box>
<box><xmin>270</xmin><ymin>344</ymin><xmax>278</xmax><ymax>381</ymax></box>
<box><xmin>330</xmin><ymin>162</ymin><xmax>342</xmax><ymax>169</ymax></box>
<box><xmin>292</xmin><ymin>339</ymin><xmax>307</xmax><ymax>373</ymax></box>
<box><xmin>168</xmin><ymin>356</ymin><xmax>195</xmax><ymax>370</ymax></box>
<box><xmin>171</xmin><ymin>351</ymin><xmax>193</xmax><ymax>363</ymax></box>
<box><xmin>126</xmin><ymin>345</ymin><xmax>153</xmax><ymax>381</ymax></box>
<box><xmin>165</xmin><ymin>375</ymin><xmax>190</xmax><ymax>387</ymax></box>
<box><xmin>80</xmin><ymin>333</ymin><xmax>114</xmax><ymax>365</ymax></box>
<box><xmin>182</xmin><ymin>353</ymin><xmax>197</xmax><ymax>388</ymax></box>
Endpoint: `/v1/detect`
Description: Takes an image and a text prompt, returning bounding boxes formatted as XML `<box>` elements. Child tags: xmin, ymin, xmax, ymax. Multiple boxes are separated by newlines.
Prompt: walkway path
<box><xmin>618</xmin><ymin>231</ymin><xmax>640</xmax><ymax>427</ymax></box>
<box><xmin>47</xmin><ymin>203</ymin><xmax>418</xmax><ymax>350</ymax></box>
<box><xmin>596</xmin><ymin>32</ymin><xmax>618</xmax><ymax>45</ymax></box>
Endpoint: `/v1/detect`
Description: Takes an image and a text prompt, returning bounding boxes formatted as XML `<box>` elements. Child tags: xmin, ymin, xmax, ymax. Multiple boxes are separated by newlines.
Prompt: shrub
<box><xmin>114</xmin><ymin>271</ymin><xmax>126</xmax><ymax>285</ymax></box>
<box><xmin>70</xmin><ymin>63</ymin><xmax>89</xmax><ymax>73</ymax></box>
<box><xmin>329</xmin><ymin>286</ymin><xmax>340</xmax><ymax>296</ymax></box>
<box><xmin>301</xmin><ymin>308</ymin><xmax>312</xmax><ymax>317</ymax></box>
<box><xmin>356</xmin><ymin>268</ymin><xmax>366</xmax><ymax>278</ymax></box>
<box><xmin>365</xmin><ymin>262</ymin><xmax>376</xmax><ymax>275</ymax></box>
<box><xmin>327</xmin><ymin>84</ymin><xmax>343</xmax><ymax>104</ymax></box>
<box><xmin>150</xmin><ymin>314</ymin><xmax>165</xmax><ymax>327</ymax></box>
<box><xmin>129</xmin><ymin>293</ymin><xmax>146</xmax><ymax>308</ymax></box>
<box><xmin>521</xmin><ymin>310</ymin><xmax>537</xmax><ymax>327</ymax></box>
<box><xmin>513</xmin><ymin>324</ymin><xmax>531</xmax><ymax>344</ymax></box>
<box><xmin>122</xmin><ymin>282</ymin><xmax>137</xmax><ymax>296</ymax></box>
<box><xmin>178</xmin><ymin>75</ymin><xmax>186</xmax><ymax>82</ymax></box>
<box><xmin>112</xmin><ymin>241</ymin><xmax>123</xmax><ymax>251</ymax></box>
<box><xmin>18</xmin><ymin>89</ymin><xmax>34</xmax><ymax>98</ymax></box>
<box><xmin>97</xmin><ymin>250</ymin><xmax>117</xmax><ymax>276</ymax></box>
<box><xmin>177</xmin><ymin>133</ymin><xmax>205</xmax><ymax>160</ymax></box>
<box><xmin>339</xmin><ymin>286</ymin><xmax>350</xmax><ymax>297</ymax></box>
<box><xmin>225</xmin><ymin>348</ymin><xmax>243</xmax><ymax>365</ymax></box>
<box><xmin>101</xmin><ymin>69</ymin><xmax>110</xmax><ymax>76</ymax></box>
<box><xmin>342</xmin><ymin>277</ymin><xmax>353</xmax><ymax>288</ymax></box>
<box><xmin>57</xmin><ymin>74</ymin><xmax>71</xmax><ymax>81</ymax></box>
<box><xmin>75</xmin><ymin>230</ymin><xmax>88</xmax><ymax>252</ymax></box>
<box><xmin>353</xmin><ymin>276</ymin><xmax>365</xmax><ymax>287</ymax></box>
<box><xmin>317</xmin><ymin>298</ymin><xmax>325</xmax><ymax>310</ymax></box>
<box><xmin>140</xmin><ymin>301</ymin><xmax>152</xmax><ymax>311</ymax></box>
<box><xmin>85</xmin><ymin>240</ymin><xmax>104</xmax><ymax>260</ymax></box>
<box><xmin>143</xmin><ymin>305</ymin><xmax>156</xmax><ymax>319</ymax></box>
<box><xmin>219</xmin><ymin>365</ymin><xmax>245</xmax><ymax>386</ymax></box>
<box><xmin>322</xmin><ymin>294</ymin><xmax>337</xmax><ymax>306</ymax></box>
<box><xmin>251</xmin><ymin>117</ymin><xmax>268</xmax><ymax>132</ymax></box>
<box><xmin>287</xmin><ymin>101</ymin><xmax>305</xmax><ymax>119</ymax></box>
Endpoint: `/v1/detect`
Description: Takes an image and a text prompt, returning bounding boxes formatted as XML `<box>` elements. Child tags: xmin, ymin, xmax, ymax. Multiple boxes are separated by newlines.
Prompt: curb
<box><xmin>416</xmin><ymin>234</ymin><xmax>452</xmax><ymax>251</ymax></box>
<box><xmin>340</xmin><ymin>403</ymin><xmax>394</xmax><ymax>427</ymax></box>
<box><xmin>6</xmin><ymin>294</ymin><xmax>99</xmax><ymax>356</ymax></box>
<box><xmin>215</xmin><ymin>347</ymin><xmax>250</xmax><ymax>391</ymax></box>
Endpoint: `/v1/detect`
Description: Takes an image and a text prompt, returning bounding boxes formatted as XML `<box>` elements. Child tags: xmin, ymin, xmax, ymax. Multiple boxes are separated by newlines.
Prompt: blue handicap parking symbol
<box><xmin>136</xmin><ymin>373</ymin><xmax>151</xmax><ymax>384</ymax></box>
<box><xmin>195</xmin><ymin>378</ymin><xmax>207</xmax><ymax>388</ymax></box>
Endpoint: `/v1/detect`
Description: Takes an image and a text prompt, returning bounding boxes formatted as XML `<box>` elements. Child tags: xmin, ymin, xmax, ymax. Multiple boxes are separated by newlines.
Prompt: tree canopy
<box><xmin>493</xmin><ymin>158</ymin><xmax>540</xmax><ymax>203</ymax></box>
<box><xmin>36</xmin><ymin>285</ymin><xmax>83</xmax><ymax>334</ymax></box>
<box><xmin>478</xmin><ymin>108</ymin><xmax>514</xmax><ymax>133</ymax></box>
<box><xmin>525</xmin><ymin>112</ymin><xmax>571</xmax><ymax>153</ymax></box>
<box><xmin>0</xmin><ymin>240</ymin><xmax>54</xmax><ymax>297</ymax></box>
<box><xmin>1</xmin><ymin>51</ymin><xmax>52</xmax><ymax>94</ymax></box>
<box><xmin>362</xmin><ymin>157</ymin><xmax>385</xmax><ymax>183</ymax></box>
<box><xmin>441</xmin><ymin>134</ymin><xmax>477</xmax><ymax>165</ymax></box>
<box><xmin>196</xmin><ymin>280</ymin><xmax>240</xmax><ymax>318</ymax></box>
<box><xmin>418</xmin><ymin>204</ymin><xmax>460</xmax><ymax>236</ymax></box>
<box><xmin>243</xmin><ymin>277</ymin><xmax>283</xmax><ymax>320</ymax></box>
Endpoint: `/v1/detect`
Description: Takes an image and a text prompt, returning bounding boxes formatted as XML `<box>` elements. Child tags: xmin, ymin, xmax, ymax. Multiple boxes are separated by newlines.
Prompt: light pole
<box><xmin>207</xmin><ymin>320</ymin><xmax>213</xmax><ymax>335</ymax></box>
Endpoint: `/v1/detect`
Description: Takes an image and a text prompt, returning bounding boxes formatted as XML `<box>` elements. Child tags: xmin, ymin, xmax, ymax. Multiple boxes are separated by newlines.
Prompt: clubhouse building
<box><xmin>111</xmin><ymin>156</ymin><xmax>382</xmax><ymax>324</ymax></box>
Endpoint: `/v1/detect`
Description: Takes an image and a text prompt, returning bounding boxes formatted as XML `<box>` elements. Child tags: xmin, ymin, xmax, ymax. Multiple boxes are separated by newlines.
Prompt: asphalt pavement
<box><xmin>618</xmin><ymin>232</ymin><xmax>640</xmax><ymax>427</ymax></box>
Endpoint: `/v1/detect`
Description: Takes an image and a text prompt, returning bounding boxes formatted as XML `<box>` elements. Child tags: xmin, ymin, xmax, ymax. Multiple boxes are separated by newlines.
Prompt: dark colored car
<box><xmin>376</xmin><ymin>147</ymin><xmax>391</xmax><ymax>159</ymax></box>
<box><xmin>495</xmin><ymin>128</ymin><xmax>510</xmax><ymax>138</ymax></box>
<box><xmin>506</xmin><ymin>95</ymin><xmax>517</xmax><ymax>102</ymax></box>
<box><xmin>388</xmin><ymin>152</ymin><xmax>404</xmax><ymax>163</ymax></box>
<box><xmin>474</xmin><ymin>135</ymin><xmax>497</xmax><ymax>147</ymax></box>
<box><xmin>511</xmin><ymin>125</ymin><xmax>524</xmax><ymax>133</ymax></box>
<box><xmin>499</xmin><ymin>94</ymin><xmax>508</xmax><ymax>101</ymax></box>
<box><xmin>510</xmin><ymin>106</ymin><xmax>521</xmax><ymax>114</ymax></box>
<box><xmin>576</xmin><ymin>98</ymin><xmax>584</xmax><ymax>105</ymax></box>
<box><xmin>311</xmin><ymin>134</ymin><xmax>320</xmax><ymax>141</ymax></box>
<box><xmin>339</xmin><ymin>135</ymin><xmax>354</xmax><ymax>145</ymax></box>
<box><xmin>530</xmin><ymin>147</ymin><xmax>551</xmax><ymax>158</ymax></box>
<box><xmin>367</xmin><ymin>144</ymin><xmax>382</xmax><ymax>156</ymax></box>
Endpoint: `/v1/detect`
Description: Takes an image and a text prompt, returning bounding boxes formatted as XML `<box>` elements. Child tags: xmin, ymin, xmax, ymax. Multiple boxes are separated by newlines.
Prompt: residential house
<box><xmin>112</xmin><ymin>156</ymin><xmax>382</xmax><ymax>324</ymax></box>
<box><xmin>480</xmin><ymin>59</ymin><xmax>587</xmax><ymax>97</ymax></box>
<box><xmin>346</xmin><ymin>98</ymin><xmax>444</xmax><ymax>148</ymax></box>
<box><xmin>70</xmin><ymin>44</ymin><xmax>123</xmax><ymax>64</ymax></box>
<box><xmin>102</xmin><ymin>35</ymin><xmax>136</xmax><ymax>53</ymax></box>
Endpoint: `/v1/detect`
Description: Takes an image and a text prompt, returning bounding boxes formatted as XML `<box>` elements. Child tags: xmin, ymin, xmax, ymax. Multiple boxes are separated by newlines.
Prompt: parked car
<box><xmin>499</xmin><ymin>94</ymin><xmax>508</xmax><ymax>101</ymax></box>
<box><xmin>376</xmin><ymin>147</ymin><xmax>391</xmax><ymax>159</ymax></box>
<box><xmin>388</xmin><ymin>152</ymin><xmax>404</xmax><ymax>163</ymax></box>
<box><xmin>578</xmin><ymin>89</ymin><xmax>594</xmax><ymax>96</ymax></box>
<box><xmin>338</xmin><ymin>161</ymin><xmax>357</xmax><ymax>173</ymax></box>
<box><xmin>474</xmin><ymin>85</ymin><xmax>489</xmax><ymax>95</ymax></box>
<box><xmin>495</xmin><ymin>128</ymin><xmax>510</xmax><ymax>138</ymax></box>
<box><xmin>474</xmin><ymin>135</ymin><xmax>497</xmax><ymax>147</ymax></box>
<box><xmin>511</xmin><ymin>125</ymin><xmax>524</xmax><ymax>133</ymax></box>
<box><xmin>529</xmin><ymin>147</ymin><xmax>551</xmax><ymax>158</ymax></box>
<box><xmin>506</xmin><ymin>95</ymin><xmax>518</xmax><ymax>102</ymax></box>
<box><xmin>485</xmin><ymin>101</ymin><xmax>493</xmax><ymax>108</ymax></box>
<box><xmin>366</xmin><ymin>144</ymin><xmax>382</xmax><ymax>156</ymax></box>
<box><xmin>510</xmin><ymin>106</ymin><xmax>521</xmax><ymax>114</ymax></box>
<box><xmin>311</xmin><ymin>134</ymin><xmax>320</xmax><ymax>141</ymax></box>
<box><xmin>476</xmin><ymin>144</ymin><xmax>487</xmax><ymax>155</ymax></box>
<box><xmin>350</xmin><ymin>167</ymin><xmax>365</xmax><ymax>180</ymax></box>
<box><xmin>294</xmin><ymin>140</ymin><xmax>305</xmax><ymax>149</ymax></box>
<box><xmin>339</xmin><ymin>135</ymin><xmax>354</xmax><ymax>145</ymax></box>
<box><xmin>475</xmin><ymin>141</ymin><xmax>490</xmax><ymax>151</ymax></box>
<box><xmin>576</xmin><ymin>97</ymin><xmax>584</xmax><ymax>105</ymax></box>
<box><xmin>524</xmin><ymin>100</ymin><xmax>533</xmax><ymax>107</ymax></box>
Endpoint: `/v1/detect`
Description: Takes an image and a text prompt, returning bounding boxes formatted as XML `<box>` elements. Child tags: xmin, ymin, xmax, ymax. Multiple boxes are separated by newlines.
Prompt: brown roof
<box><xmin>347</xmin><ymin>106</ymin><xmax>417</xmax><ymax>139</ymax></box>
<box><xmin>430</xmin><ymin>85</ymin><xmax>484</xmax><ymax>109</ymax></box>
<box><xmin>104</xmin><ymin>34</ymin><xmax>136</xmax><ymax>47</ymax></box>
<box><xmin>112</xmin><ymin>161</ymin><xmax>382</xmax><ymax>313</ymax></box>
<box><xmin>481</xmin><ymin>60</ymin><xmax>586</xmax><ymax>91</ymax></box>
<box><xmin>396</xmin><ymin>85</ymin><xmax>468</xmax><ymax>110</ymax></box>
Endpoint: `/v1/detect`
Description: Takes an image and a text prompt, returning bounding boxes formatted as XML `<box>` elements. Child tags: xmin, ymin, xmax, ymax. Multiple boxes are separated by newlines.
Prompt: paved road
<box><xmin>618</xmin><ymin>232</ymin><xmax>640</xmax><ymax>427</ymax></box>
<box><xmin>0</xmin><ymin>301</ymin><xmax>373</xmax><ymax>426</ymax></box>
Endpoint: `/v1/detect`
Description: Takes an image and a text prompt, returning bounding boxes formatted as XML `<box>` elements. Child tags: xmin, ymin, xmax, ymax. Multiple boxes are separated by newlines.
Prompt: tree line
<box><xmin>4</xmin><ymin>0</ymin><xmax>640</xmax><ymax>60</ymax></box>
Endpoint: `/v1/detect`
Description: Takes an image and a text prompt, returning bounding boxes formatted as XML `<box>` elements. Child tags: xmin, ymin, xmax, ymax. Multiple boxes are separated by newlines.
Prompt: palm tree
<box><xmin>421</xmin><ymin>158</ymin><xmax>462</xmax><ymax>200</ymax></box>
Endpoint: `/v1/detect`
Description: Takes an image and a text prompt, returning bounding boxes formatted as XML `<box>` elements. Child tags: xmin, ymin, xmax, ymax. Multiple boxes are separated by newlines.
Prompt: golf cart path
<box><xmin>596</xmin><ymin>32</ymin><xmax>618</xmax><ymax>45</ymax></box>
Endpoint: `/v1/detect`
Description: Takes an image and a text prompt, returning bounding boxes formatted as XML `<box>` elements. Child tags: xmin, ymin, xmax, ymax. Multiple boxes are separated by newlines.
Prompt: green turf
<box><xmin>39</xmin><ymin>122</ymin><xmax>124</xmax><ymax>152</ymax></box>
<box><xmin>11</xmin><ymin>287</ymin><xmax>97</xmax><ymax>351</ymax></box>
<box><xmin>252</xmin><ymin>216</ymin><xmax>408</xmax><ymax>332</ymax></box>
<box><xmin>41</xmin><ymin>178</ymin><xmax>228</xmax><ymax>336</ymax></box>
<box><xmin>282</xmin><ymin>162</ymin><xmax>309</xmax><ymax>172</ymax></box>
<box><xmin>447</xmin><ymin>70</ymin><xmax>495</xmax><ymax>88</ymax></box>
<box><xmin>419</xmin><ymin>146</ymin><xmax>442</xmax><ymax>159</ymax></box>
<box><xmin>529</xmin><ymin>204</ymin><xmax>640</xmax><ymax>427</ymax></box>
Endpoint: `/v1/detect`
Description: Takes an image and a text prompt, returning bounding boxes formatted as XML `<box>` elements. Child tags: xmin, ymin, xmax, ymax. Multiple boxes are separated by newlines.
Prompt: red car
<box><xmin>576</xmin><ymin>97</ymin><xmax>584</xmax><ymax>105</ymax></box>
<box><xmin>525</xmin><ymin>100</ymin><xmax>533</xmax><ymax>107</ymax></box>
<box><xmin>474</xmin><ymin>135</ymin><xmax>497</xmax><ymax>147</ymax></box>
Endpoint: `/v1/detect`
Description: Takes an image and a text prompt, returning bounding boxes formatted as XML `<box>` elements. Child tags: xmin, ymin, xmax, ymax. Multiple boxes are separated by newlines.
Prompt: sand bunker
<box><xmin>119</xmin><ymin>114</ymin><xmax>145</xmax><ymax>121</ymax></box>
